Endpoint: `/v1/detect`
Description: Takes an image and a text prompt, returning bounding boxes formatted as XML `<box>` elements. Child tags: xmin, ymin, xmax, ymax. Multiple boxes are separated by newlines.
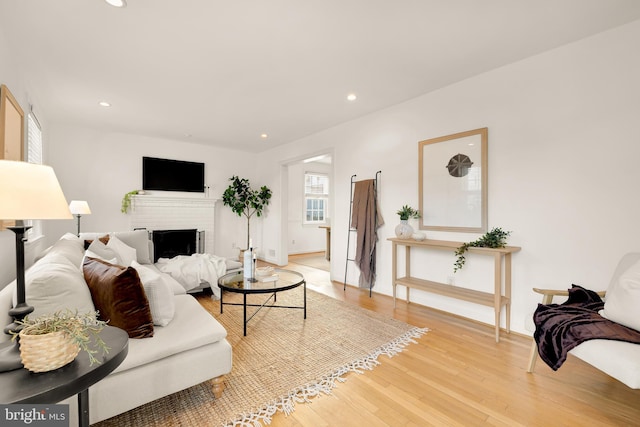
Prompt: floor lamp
<box><xmin>69</xmin><ymin>200</ymin><xmax>91</xmax><ymax>236</ymax></box>
<box><xmin>0</xmin><ymin>160</ymin><xmax>72</xmax><ymax>372</ymax></box>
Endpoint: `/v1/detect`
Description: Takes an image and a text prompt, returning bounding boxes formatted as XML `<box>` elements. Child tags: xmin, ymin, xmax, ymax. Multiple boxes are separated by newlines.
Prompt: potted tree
<box><xmin>222</xmin><ymin>176</ymin><xmax>273</xmax><ymax>251</ymax></box>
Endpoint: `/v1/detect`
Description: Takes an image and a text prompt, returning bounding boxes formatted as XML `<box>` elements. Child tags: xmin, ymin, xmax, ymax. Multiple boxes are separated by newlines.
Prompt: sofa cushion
<box><xmin>82</xmin><ymin>257</ymin><xmax>154</xmax><ymax>338</ymax></box>
<box><xmin>600</xmin><ymin>259</ymin><xmax>640</xmax><ymax>332</ymax></box>
<box><xmin>16</xmin><ymin>253</ymin><xmax>96</xmax><ymax>318</ymax></box>
<box><xmin>131</xmin><ymin>261</ymin><xmax>175</xmax><ymax>326</ymax></box>
<box><xmin>80</xmin><ymin>230</ymin><xmax>152</xmax><ymax>264</ymax></box>
<box><xmin>87</xmin><ymin>239</ymin><xmax>122</xmax><ymax>265</ymax></box>
<box><xmin>35</xmin><ymin>233</ymin><xmax>85</xmax><ymax>267</ymax></box>
<box><xmin>114</xmin><ymin>294</ymin><xmax>227</xmax><ymax>373</ymax></box>
<box><xmin>107</xmin><ymin>235</ymin><xmax>137</xmax><ymax>267</ymax></box>
<box><xmin>112</xmin><ymin>230</ymin><xmax>152</xmax><ymax>264</ymax></box>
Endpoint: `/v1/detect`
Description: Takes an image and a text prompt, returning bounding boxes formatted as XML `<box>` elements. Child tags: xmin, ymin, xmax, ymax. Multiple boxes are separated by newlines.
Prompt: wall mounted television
<box><xmin>142</xmin><ymin>156</ymin><xmax>205</xmax><ymax>193</ymax></box>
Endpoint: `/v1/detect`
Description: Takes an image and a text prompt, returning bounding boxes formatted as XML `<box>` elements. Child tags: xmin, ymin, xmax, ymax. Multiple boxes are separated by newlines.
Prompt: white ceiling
<box><xmin>1</xmin><ymin>1</ymin><xmax>640</xmax><ymax>152</ymax></box>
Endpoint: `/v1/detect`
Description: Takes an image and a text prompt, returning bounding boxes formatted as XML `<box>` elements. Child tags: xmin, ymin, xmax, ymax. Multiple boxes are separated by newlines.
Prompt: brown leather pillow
<box><xmin>82</xmin><ymin>257</ymin><xmax>154</xmax><ymax>338</ymax></box>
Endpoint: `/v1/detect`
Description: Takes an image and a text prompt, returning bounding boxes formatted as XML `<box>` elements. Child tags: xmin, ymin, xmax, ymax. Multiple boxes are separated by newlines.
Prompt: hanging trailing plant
<box><xmin>454</xmin><ymin>227</ymin><xmax>511</xmax><ymax>273</ymax></box>
<box><xmin>121</xmin><ymin>190</ymin><xmax>140</xmax><ymax>214</ymax></box>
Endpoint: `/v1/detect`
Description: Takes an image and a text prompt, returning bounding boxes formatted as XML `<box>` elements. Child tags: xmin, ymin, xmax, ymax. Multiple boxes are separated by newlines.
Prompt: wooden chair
<box><xmin>526</xmin><ymin>253</ymin><xmax>640</xmax><ymax>389</ymax></box>
<box><xmin>526</xmin><ymin>287</ymin><xmax>606</xmax><ymax>373</ymax></box>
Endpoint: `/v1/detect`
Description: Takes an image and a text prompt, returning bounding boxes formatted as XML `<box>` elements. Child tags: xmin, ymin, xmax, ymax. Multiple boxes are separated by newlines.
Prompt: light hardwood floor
<box><xmin>268</xmin><ymin>255</ymin><xmax>640</xmax><ymax>426</ymax></box>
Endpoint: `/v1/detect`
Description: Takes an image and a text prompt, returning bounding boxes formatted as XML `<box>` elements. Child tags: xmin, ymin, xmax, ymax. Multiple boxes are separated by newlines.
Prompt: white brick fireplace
<box><xmin>128</xmin><ymin>195</ymin><xmax>217</xmax><ymax>255</ymax></box>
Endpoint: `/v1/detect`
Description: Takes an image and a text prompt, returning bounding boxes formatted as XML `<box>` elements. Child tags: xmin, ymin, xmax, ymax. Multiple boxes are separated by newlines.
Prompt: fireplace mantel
<box><xmin>128</xmin><ymin>195</ymin><xmax>217</xmax><ymax>255</ymax></box>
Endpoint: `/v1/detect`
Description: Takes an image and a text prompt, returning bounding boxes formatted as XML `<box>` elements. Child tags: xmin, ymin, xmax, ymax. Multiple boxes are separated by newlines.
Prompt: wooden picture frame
<box><xmin>0</xmin><ymin>84</ymin><xmax>25</xmax><ymax>161</ymax></box>
<box><xmin>1</xmin><ymin>84</ymin><xmax>25</xmax><ymax>230</ymax></box>
<box><xmin>418</xmin><ymin>128</ymin><xmax>488</xmax><ymax>233</ymax></box>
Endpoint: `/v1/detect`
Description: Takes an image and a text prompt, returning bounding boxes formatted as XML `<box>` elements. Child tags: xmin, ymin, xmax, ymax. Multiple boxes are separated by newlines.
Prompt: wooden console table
<box><xmin>389</xmin><ymin>238</ymin><xmax>521</xmax><ymax>342</ymax></box>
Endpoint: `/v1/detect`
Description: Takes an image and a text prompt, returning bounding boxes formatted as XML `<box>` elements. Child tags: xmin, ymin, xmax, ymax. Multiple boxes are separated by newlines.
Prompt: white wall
<box><xmin>258</xmin><ymin>20</ymin><xmax>640</xmax><ymax>335</ymax></box>
<box><xmin>44</xmin><ymin>125</ymin><xmax>260</xmax><ymax>259</ymax></box>
<box><xmin>287</xmin><ymin>161</ymin><xmax>332</xmax><ymax>254</ymax></box>
<box><xmin>2</xmin><ymin>19</ymin><xmax>639</xmax><ymax>335</ymax></box>
<box><xmin>0</xmin><ymin>30</ymin><xmax>50</xmax><ymax>288</ymax></box>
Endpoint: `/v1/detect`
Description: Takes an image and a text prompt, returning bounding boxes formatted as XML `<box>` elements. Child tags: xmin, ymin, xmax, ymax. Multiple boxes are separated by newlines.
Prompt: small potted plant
<box><xmin>395</xmin><ymin>205</ymin><xmax>421</xmax><ymax>238</ymax></box>
<box><xmin>13</xmin><ymin>310</ymin><xmax>109</xmax><ymax>372</ymax></box>
<box><xmin>222</xmin><ymin>176</ymin><xmax>273</xmax><ymax>251</ymax></box>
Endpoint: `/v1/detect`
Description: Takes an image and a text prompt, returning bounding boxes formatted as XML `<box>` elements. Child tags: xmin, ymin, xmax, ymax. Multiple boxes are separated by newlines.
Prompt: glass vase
<box><xmin>395</xmin><ymin>219</ymin><xmax>414</xmax><ymax>239</ymax></box>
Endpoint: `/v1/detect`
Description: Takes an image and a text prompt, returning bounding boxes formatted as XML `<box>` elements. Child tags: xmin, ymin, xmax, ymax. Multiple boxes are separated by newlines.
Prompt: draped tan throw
<box><xmin>351</xmin><ymin>179</ymin><xmax>384</xmax><ymax>288</ymax></box>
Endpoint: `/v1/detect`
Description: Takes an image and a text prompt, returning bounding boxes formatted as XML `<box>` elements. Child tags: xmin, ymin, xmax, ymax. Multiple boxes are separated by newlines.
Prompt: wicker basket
<box><xmin>18</xmin><ymin>330</ymin><xmax>80</xmax><ymax>373</ymax></box>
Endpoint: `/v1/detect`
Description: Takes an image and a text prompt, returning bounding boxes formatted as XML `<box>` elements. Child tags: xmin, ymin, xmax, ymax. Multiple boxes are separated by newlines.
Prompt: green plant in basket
<box><xmin>13</xmin><ymin>310</ymin><xmax>110</xmax><ymax>366</ymax></box>
<box><xmin>454</xmin><ymin>227</ymin><xmax>511</xmax><ymax>273</ymax></box>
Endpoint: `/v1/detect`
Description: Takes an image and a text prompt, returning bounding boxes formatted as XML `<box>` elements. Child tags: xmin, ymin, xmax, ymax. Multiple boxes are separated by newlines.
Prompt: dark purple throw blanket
<box><xmin>533</xmin><ymin>285</ymin><xmax>640</xmax><ymax>370</ymax></box>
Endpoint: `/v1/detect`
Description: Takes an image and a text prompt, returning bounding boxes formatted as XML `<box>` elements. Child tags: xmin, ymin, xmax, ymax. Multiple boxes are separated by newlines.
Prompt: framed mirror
<box><xmin>0</xmin><ymin>84</ymin><xmax>25</xmax><ymax>161</ymax></box>
<box><xmin>418</xmin><ymin>128</ymin><xmax>487</xmax><ymax>233</ymax></box>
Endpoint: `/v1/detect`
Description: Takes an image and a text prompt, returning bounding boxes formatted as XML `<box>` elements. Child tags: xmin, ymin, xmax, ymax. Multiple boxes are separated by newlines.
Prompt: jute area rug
<box><xmin>95</xmin><ymin>287</ymin><xmax>427</xmax><ymax>426</ymax></box>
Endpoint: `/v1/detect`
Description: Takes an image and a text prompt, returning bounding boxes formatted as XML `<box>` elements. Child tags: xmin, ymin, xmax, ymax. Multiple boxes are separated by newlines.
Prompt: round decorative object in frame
<box><xmin>446</xmin><ymin>153</ymin><xmax>473</xmax><ymax>177</ymax></box>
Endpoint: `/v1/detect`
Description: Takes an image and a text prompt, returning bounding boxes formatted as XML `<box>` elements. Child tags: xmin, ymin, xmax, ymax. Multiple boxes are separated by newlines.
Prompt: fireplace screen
<box><xmin>152</xmin><ymin>229</ymin><xmax>200</xmax><ymax>262</ymax></box>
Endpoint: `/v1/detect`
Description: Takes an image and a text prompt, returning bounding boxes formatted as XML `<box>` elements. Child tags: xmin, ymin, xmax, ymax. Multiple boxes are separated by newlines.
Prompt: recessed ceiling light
<box><xmin>105</xmin><ymin>0</ymin><xmax>127</xmax><ymax>7</ymax></box>
<box><xmin>98</xmin><ymin>101</ymin><xmax>111</xmax><ymax>107</ymax></box>
<box><xmin>260</xmin><ymin>133</ymin><xmax>268</xmax><ymax>139</ymax></box>
<box><xmin>347</xmin><ymin>93</ymin><xmax>357</xmax><ymax>101</ymax></box>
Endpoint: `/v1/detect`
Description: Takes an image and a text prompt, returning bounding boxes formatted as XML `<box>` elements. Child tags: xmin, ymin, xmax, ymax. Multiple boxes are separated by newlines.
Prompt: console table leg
<box><xmin>494</xmin><ymin>253</ymin><xmax>502</xmax><ymax>343</ymax></box>
<box><xmin>78</xmin><ymin>389</ymin><xmax>89</xmax><ymax>427</ymax></box>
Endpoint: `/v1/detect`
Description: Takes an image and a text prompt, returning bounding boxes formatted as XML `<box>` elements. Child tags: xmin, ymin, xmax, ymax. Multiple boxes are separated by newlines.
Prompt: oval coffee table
<box><xmin>218</xmin><ymin>269</ymin><xmax>306</xmax><ymax>336</ymax></box>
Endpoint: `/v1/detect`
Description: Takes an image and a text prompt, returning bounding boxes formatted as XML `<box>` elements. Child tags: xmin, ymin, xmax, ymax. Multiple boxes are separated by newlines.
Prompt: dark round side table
<box><xmin>0</xmin><ymin>325</ymin><xmax>128</xmax><ymax>427</ymax></box>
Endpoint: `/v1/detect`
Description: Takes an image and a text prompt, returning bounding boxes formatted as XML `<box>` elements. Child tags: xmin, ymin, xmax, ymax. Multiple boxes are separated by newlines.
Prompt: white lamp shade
<box><xmin>69</xmin><ymin>200</ymin><xmax>92</xmax><ymax>215</ymax></box>
<box><xmin>0</xmin><ymin>160</ymin><xmax>72</xmax><ymax>220</ymax></box>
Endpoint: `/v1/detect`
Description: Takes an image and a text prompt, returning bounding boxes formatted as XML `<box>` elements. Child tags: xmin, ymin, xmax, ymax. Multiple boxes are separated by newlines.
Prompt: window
<box><xmin>304</xmin><ymin>173</ymin><xmax>329</xmax><ymax>224</ymax></box>
<box><xmin>26</xmin><ymin>112</ymin><xmax>43</xmax><ymax>239</ymax></box>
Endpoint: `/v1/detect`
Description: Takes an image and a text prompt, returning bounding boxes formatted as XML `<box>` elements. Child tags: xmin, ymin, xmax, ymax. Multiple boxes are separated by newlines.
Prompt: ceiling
<box><xmin>2</xmin><ymin>1</ymin><xmax>640</xmax><ymax>152</ymax></box>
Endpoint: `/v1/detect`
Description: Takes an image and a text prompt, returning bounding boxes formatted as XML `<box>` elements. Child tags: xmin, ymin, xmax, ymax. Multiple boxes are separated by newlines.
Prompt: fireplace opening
<box><xmin>152</xmin><ymin>229</ymin><xmax>201</xmax><ymax>262</ymax></box>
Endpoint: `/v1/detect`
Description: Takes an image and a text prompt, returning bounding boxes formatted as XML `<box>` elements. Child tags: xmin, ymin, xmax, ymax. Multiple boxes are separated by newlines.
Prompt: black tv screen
<box><xmin>142</xmin><ymin>157</ymin><xmax>205</xmax><ymax>193</ymax></box>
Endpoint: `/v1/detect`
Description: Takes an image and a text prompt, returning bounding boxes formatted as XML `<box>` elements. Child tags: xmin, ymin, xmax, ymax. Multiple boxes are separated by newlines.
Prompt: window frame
<box><xmin>303</xmin><ymin>172</ymin><xmax>329</xmax><ymax>225</ymax></box>
<box><xmin>25</xmin><ymin>111</ymin><xmax>44</xmax><ymax>240</ymax></box>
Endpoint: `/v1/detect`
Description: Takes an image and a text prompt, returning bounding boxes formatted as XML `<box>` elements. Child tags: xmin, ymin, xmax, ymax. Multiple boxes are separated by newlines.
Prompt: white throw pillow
<box><xmin>14</xmin><ymin>253</ymin><xmax>96</xmax><ymax>318</ymax></box>
<box><xmin>600</xmin><ymin>259</ymin><xmax>640</xmax><ymax>332</ymax></box>
<box><xmin>160</xmin><ymin>270</ymin><xmax>187</xmax><ymax>295</ymax></box>
<box><xmin>87</xmin><ymin>239</ymin><xmax>122</xmax><ymax>265</ymax></box>
<box><xmin>131</xmin><ymin>261</ymin><xmax>175</xmax><ymax>326</ymax></box>
<box><xmin>112</xmin><ymin>230</ymin><xmax>152</xmax><ymax>264</ymax></box>
<box><xmin>107</xmin><ymin>235</ymin><xmax>137</xmax><ymax>266</ymax></box>
<box><xmin>84</xmin><ymin>249</ymin><xmax>119</xmax><ymax>265</ymax></box>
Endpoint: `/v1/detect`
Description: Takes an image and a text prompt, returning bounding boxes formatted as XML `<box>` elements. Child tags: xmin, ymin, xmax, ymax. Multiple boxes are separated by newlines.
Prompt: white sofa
<box><xmin>0</xmin><ymin>230</ymin><xmax>233</xmax><ymax>424</ymax></box>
